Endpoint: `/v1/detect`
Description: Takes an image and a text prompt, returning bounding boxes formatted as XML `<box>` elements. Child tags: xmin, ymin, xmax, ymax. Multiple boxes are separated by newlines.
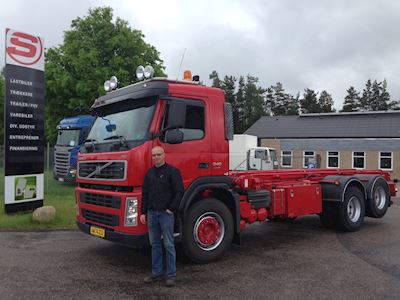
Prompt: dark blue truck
<box><xmin>53</xmin><ymin>115</ymin><xmax>94</xmax><ymax>183</ymax></box>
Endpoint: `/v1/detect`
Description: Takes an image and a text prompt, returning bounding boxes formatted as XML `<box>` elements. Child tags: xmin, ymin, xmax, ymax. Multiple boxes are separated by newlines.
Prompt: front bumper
<box><xmin>54</xmin><ymin>169</ymin><xmax>77</xmax><ymax>183</ymax></box>
<box><xmin>77</xmin><ymin>221</ymin><xmax>149</xmax><ymax>247</ymax></box>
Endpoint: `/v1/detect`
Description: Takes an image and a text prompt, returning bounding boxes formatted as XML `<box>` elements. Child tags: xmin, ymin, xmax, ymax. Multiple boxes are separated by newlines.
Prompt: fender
<box><xmin>179</xmin><ymin>176</ymin><xmax>241</xmax><ymax>237</ymax></box>
<box><xmin>321</xmin><ymin>175</ymin><xmax>366</xmax><ymax>202</ymax></box>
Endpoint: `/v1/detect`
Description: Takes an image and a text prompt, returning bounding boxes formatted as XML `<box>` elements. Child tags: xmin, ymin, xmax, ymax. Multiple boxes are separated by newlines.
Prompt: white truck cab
<box><xmin>229</xmin><ymin>134</ymin><xmax>278</xmax><ymax>171</ymax></box>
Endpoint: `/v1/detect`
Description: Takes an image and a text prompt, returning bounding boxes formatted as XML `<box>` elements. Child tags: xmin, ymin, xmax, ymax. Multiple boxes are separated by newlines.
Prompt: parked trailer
<box><xmin>76</xmin><ymin>69</ymin><xmax>397</xmax><ymax>263</ymax></box>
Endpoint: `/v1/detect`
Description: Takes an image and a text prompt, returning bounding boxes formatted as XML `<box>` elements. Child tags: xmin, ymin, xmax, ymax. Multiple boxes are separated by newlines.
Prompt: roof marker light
<box><xmin>104</xmin><ymin>76</ymin><xmax>118</xmax><ymax>92</ymax></box>
<box><xmin>104</xmin><ymin>80</ymin><xmax>111</xmax><ymax>92</ymax></box>
<box><xmin>136</xmin><ymin>66</ymin><xmax>145</xmax><ymax>80</ymax></box>
<box><xmin>144</xmin><ymin>66</ymin><xmax>154</xmax><ymax>79</ymax></box>
<box><xmin>110</xmin><ymin>76</ymin><xmax>118</xmax><ymax>89</ymax></box>
<box><xmin>183</xmin><ymin>70</ymin><xmax>192</xmax><ymax>81</ymax></box>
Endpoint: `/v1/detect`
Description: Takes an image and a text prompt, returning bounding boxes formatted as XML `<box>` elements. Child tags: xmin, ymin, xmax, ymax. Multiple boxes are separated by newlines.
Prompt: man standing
<box><xmin>140</xmin><ymin>146</ymin><xmax>184</xmax><ymax>287</ymax></box>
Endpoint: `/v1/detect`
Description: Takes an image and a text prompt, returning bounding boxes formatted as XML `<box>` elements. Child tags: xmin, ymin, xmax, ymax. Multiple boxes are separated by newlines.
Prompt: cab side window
<box><xmin>181</xmin><ymin>105</ymin><xmax>204</xmax><ymax>141</ymax></box>
<box><xmin>161</xmin><ymin>102</ymin><xmax>205</xmax><ymax>141</ymax></box>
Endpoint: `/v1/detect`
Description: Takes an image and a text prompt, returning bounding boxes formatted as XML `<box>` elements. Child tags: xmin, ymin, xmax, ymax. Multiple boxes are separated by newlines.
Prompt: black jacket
<box><xmin>141</xmin><ymin>163</ymin><xmax>184</xmax><ymax>214</ymax></box>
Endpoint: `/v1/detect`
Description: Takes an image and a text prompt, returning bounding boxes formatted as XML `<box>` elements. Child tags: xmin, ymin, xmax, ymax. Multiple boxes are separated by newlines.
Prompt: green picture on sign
<box><xmin>14</xmin><ymin>176</ymin><xmax>37</xmax><ymax>201</ymax></box>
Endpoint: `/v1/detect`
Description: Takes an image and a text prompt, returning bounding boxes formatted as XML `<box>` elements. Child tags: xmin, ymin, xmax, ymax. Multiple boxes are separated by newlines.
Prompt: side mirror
<box><xmin>168</xmin><ymin>101</ymin><xmax>186</xmax><ymax>129</ymax></box>
<box><xmin>165</xmin><ymin>129</ymin><xmax>183</xmax><ymax>144</ymax></box>
<box><xmin>106</xmin><ymin>124</ymin><xmax>116</xmax><ymax>132</ymax></box>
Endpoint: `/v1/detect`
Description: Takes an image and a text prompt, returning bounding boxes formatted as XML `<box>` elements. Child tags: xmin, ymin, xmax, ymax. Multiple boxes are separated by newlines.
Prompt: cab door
<box><xmin>159</xmin><ymin>98</ymin><xmax>211</xmax><ymax>188</ymax></box>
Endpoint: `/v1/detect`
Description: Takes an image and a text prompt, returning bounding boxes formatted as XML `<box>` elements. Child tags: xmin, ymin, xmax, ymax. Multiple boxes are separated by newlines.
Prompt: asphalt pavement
<box><xmin>1</xmin><ymin>198</ymin><xmax>400</xmax><ymax>299</ymax></box>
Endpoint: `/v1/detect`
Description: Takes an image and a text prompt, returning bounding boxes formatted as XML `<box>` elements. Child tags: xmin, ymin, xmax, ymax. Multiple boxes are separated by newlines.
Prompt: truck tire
<box><xmin>337</xmin><ymin>186</ymin><xmax>365</xmax><ymax>232</ymax></box>
<box><xmin>366</xmin><ymin>178</ymin><xmax>390</xmax><ymax>218</ymax></box>
<box><xmin>182</xmin><ymin>198</ymin><xmax>234</xmax><ymax>264</ymax></box>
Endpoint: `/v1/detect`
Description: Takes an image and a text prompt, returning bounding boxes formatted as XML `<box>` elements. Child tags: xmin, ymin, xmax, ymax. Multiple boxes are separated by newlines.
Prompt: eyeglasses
<box><xmin>152</xmin><ymin>153</ymin><xmax>164</xmax><ymax>157</ymax></box>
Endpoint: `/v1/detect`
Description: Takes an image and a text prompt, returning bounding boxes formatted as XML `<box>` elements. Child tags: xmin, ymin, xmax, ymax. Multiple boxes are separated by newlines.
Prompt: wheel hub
<box><xmin>194</xmin><ymin>213</ymin><xmax>225</xmax><ymax>251</ymax></box>
<box><xmin>347</xmin><ymin>196</ymin><xmax>361</xmax><ymax>222</ymax></box>
<box><xmin>374</xmin><ymin>186</ymin><xmax>386</xmax><ymax>210</ymax></box>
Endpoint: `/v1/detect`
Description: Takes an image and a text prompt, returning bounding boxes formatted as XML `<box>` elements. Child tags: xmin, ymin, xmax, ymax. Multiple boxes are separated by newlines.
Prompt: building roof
<box><xmin>245</xmin><ymin>111</ymin><xmax>400</xmax><ymax>139</ymax></box>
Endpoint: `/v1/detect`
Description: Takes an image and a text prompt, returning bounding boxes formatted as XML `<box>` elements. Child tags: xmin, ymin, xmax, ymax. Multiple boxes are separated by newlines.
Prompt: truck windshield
<box><xmin>56</xmin><ymin>129</ymin><xmax>80</xmax><ymax>146</ymax></box>
<box><xmin>87</xmin><ymin>100</ymin><xmax>155</xmax><ymax>142</ymax></box>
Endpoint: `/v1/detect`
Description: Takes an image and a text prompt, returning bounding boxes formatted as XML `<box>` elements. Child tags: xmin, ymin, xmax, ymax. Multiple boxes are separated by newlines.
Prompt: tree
<box><xmin>360</xmin><ymin>79</ymin><xmax>398</xmax><ymax>111</ymax></box>
<box><xmin>209</xmin><ymin>70</ymin><xmax>221</xmax><ymax>88</ymax></box>
<box><xmin>236</xmin><ymin>76</ymin><xmax>246</xmax><ymax>133</ymax></box>
<box><xmin>300</xmin><ymin>88</ymin><xmax>319</xmax><ymax>113</ymax></box>
<box><xmin>264</xmin><ymin>86</ymin><xmax>274</xmax><ymax>116</ymax></box>
<box><xmin>265</xmin><ymin>82</ymin><xmax>299</xmax><ymax>116</ymax></box>
<box><xmin>380</xmin><ymin>79</ymin><xmax>399</xmax><ymax>110</ymax></box>
<box><xmin>319</xmin><ymin>90</ymin><xmax>335</xmax><ymax>113</ymax></box>
<box><xmin>287</xmin><ymin>93</ymin><xmax>300</xmax><ymax>115</ymax></box>
<box><xmin>45</xmin><ymin>7</ymin><xmax>165</xmax><ymax>143</ymax></box>
<box><xmin>370</xmin><ymin>80</ymin><xmax>383</xmax><ymax>111</ymax></box>
<box><xmin>341</xmin><ymin>86</ymin><xmax>360</xmax><ymax>112</ymax></box>
<box><xmin>360</xmin><ymin>79</ymin><xmax>372</xmax><ymax>111</ymax></box>
<box><xmin>221</xmin><ymin>75</ymin><xmax>240</xmax><ymax>132</ymax></box>
<box><xmin>243</xmin><ymin>75</ymin><xmax>265</xmax><ymax>130</ymax></box>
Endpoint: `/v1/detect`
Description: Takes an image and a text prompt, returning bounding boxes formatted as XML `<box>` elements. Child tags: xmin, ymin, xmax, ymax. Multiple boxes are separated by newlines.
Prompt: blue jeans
<box><xmin>147</xmin><ymin>209</ymin><xmax>176</xmax><ymax>277</ymax></box>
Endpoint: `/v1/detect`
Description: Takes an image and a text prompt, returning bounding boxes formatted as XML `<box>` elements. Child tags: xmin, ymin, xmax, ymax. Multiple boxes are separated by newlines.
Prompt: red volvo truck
<box><xmin>76</xmin><ymin>69</ymin><xmax>397</xmax><ymax>263</ymax></box>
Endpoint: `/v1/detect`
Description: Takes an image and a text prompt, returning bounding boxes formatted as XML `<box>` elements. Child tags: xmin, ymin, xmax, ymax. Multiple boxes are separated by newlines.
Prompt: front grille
<box><xmin>80</xmin><ymin>192</ymin><xmax>121</xmax><ymax>208</ymax></box>
<box><xmin>79</xmin><ymin>183</ymin><xmax>133</xmax><ymax>192</ymax></box>
<box><xmin>54</xmin><ymin>150</ymin><xmax>71</xmax><ymax>176</ymax></box>
<box><xmin>78</xmin><ymin>161</ymin><xmax>126</xmax><ymax>180</ymax></box>
<box><xmin>82</xmin><ymin>209</ymin><xmax>119</xmax><ymax>226</ymax></box>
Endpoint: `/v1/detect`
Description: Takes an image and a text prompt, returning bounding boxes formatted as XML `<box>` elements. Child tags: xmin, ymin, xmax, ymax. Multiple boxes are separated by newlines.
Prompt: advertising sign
<box><xmin>4</xmin><ymin>28</ymin><xmax>45</xmax><ymax>213</ymax></box>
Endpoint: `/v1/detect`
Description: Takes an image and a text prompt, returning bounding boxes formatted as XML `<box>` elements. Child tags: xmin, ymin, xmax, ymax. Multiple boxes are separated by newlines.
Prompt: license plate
<box><xmin>90</xmin><ymin>226</ymin><xmax>105</xmax><ymax>238</ymax></box>
<box><xmin>58</xmin><ymin>178</ymin><xmax>64</xmax><ymax>182</ymax></box>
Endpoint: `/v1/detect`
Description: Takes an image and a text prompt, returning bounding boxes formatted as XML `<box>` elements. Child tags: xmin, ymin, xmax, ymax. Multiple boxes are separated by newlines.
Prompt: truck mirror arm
<box><xmin>150</xmin><ymin>126</ymin><xmax>182</xmax><ymax>140</ymax></box>
<box><xmin>84</xmin><ymin>138</ymin><xmax>98</xmax><ymax>151</ymax></box>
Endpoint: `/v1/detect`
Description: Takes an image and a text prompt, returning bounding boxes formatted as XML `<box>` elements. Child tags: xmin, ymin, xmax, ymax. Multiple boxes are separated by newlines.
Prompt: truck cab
<box><xmin>247</xmin><ymin>147</ymin><xmax>278</xmax><ymax>170</ymax></box>
<box><xmin>76</xmin><ymin>75</ymin><xmax>232</xmax><ymax>251</ymax></box>
<box><xmin>229</xmin><ymin>134</ymin><xmax>278</xmax><ymax>170</ymax></box>
<box><xmin>54</xmin><ymin>115</ymin><xmax>94</xmax><ymax>182</ymax></box>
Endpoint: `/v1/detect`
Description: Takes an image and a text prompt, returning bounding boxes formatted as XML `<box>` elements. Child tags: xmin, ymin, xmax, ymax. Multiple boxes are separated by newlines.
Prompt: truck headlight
<box><xmin>125</xmin><ymin>197</ymin><xmax>138</xmax><ymax>226</ymax></box>
<box><xmin>69</xmin><ymin>168</ymin><xmax>77</xmax><ymax>177</ymax></box>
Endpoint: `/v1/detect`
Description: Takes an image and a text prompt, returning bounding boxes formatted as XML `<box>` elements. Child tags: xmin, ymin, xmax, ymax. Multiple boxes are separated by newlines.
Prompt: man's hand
<box><xmin>166</xmin><ymin>209</ymin><xmax>173</xmax><ymax>215</ymax></box>
<box><xmin>140</xmin><ymin>214</ymin><xmax>147</xmax><ymax>224</ymax></box>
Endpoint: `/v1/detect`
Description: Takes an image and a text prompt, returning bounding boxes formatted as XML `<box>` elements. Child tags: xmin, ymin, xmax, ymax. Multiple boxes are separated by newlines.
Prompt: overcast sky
<box><xmin>2</xmin><ymin>0</ymin><xmax>400</xmax><ymax>109</ymax></box>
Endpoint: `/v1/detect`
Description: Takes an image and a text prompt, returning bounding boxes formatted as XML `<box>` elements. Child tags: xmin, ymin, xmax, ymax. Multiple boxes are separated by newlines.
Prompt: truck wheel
<box><xmin>182</xmin><ymin>199</ymin><xmax>234</xmax><ymax>264</ymax></box>
<box><xmin>338</xmin><ymin>186</ymin><xmax>365</xmax><ymax>232</ymax></box>
<box><xmin>366</xmin><ymin>178</ymin><xmax>390</xmax><ymax>218</ymax></box>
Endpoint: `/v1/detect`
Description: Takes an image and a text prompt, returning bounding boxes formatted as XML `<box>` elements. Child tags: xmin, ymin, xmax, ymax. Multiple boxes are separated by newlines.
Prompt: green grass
<box><xmin>0</xmin><ymin>169</ymin><xmax>77</xmax><ymax>230</ymax></box>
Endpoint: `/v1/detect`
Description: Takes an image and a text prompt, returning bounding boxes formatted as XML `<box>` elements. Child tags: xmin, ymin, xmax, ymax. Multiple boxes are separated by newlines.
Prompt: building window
<box><xmin>303</xmin><ymin>151</ymin><xmax>315</xmax><ymax>168</ymax></box>
<box><xmin>327</xmin><ymin>151</ymin><xmax>340</xmax><ymax>168</ymax></box>
<box><xmin>353</xmin><ymin>151</ymin><xmax>365</xmax><ymax>169</ymax></box>
<box><xmin>379</xmin><ymin>152</ymin><xmax>392</xmax><ymax>170</ymax></box>
<box><xmin>281</xmin><ymin>150</ymin><xmax>292</xmax><ymax>167</ymax></box>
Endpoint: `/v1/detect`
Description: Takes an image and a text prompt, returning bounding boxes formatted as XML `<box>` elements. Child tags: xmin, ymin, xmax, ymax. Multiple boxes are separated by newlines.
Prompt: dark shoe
<box><xmin>144</xmin><ymin>274</ymin><xmax>163</xmax><ymax>284</ymax></box>
<box><xmin>165</xmin><ymin>277</ymin><xmax>176</xmax><ymax>287</ymax></box>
